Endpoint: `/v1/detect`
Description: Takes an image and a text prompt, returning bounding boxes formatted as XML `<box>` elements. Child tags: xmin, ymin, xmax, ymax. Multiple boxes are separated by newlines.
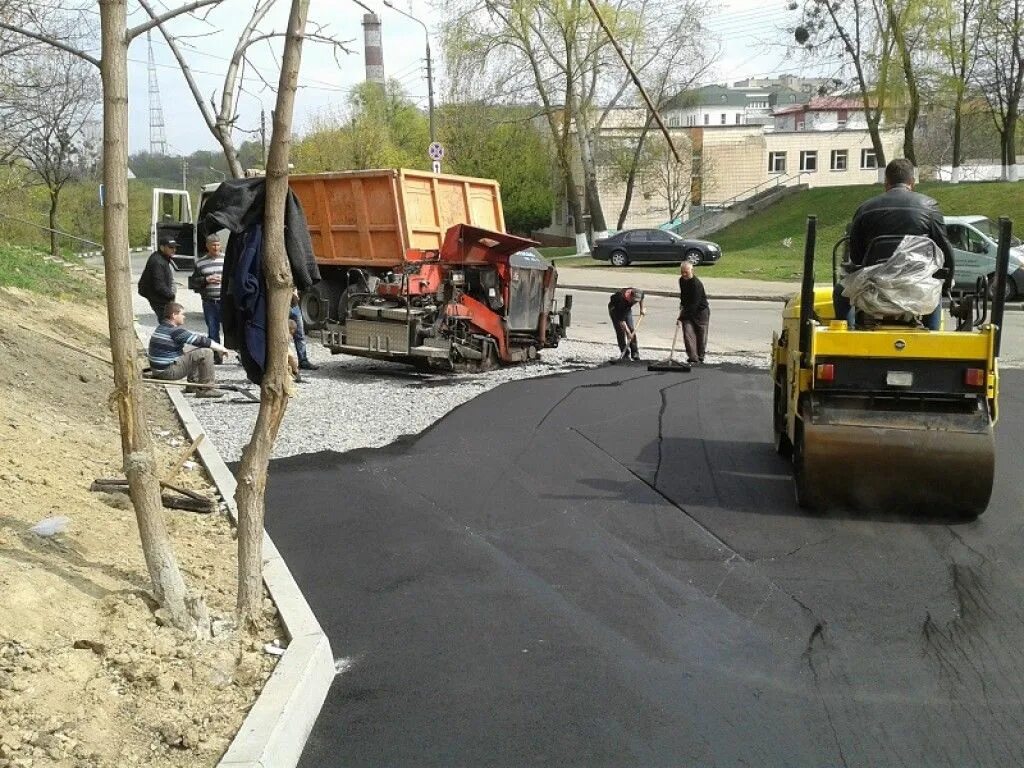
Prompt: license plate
<box><xmin>886</xmin><ymin>371</ymin><xmax>914</xmax><ymax>387</ymax></box>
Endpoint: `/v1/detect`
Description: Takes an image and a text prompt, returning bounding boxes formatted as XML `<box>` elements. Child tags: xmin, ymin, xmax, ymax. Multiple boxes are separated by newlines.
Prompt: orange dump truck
<box><xmin>291</xmin><ymin>169</ymin><xmax>571</xmax><ymax>370</ymax></box>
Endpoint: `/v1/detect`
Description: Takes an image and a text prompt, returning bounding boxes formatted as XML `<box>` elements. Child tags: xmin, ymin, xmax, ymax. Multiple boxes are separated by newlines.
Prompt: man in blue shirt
<box><xmin>148</xmin><ymin>302</ymin><xmax>232</xmax><ymax>397</ymax></box>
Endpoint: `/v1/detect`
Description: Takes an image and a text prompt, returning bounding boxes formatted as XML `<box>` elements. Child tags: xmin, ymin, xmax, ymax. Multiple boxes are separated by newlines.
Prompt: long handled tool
<box><xmin>142</xmin><ymin>378</ymin><xmax>261</xmax><ymax>403</ymax></box>
<box><xmin>616</xmin><ymin>313</ymin><xmax>645</xmax><ymax>361</ymax></box>
<box><xmin>648</xmin><ymin>320</ymin><xmax>691</xmax><ymax>372</ymax></box>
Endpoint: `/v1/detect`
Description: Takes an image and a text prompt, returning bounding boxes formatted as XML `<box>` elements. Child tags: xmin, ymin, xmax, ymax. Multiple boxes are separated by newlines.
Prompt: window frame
<box><xmin>768</xmin><ymin>151</ymin><xmax>787</xmax><ymax>174</ymax></box>
<box><xmin>799</xmin><ymin>150</ymin><xmax>818</xmax><ymax>172</ymax></box>
<box><xmin>861</xmin><ymin>148</ymin><xmax>878</xmax><ymax>169</ymax></box>
<box><xmin>830</xmin><ymin>149</ymin><xmax>848</xmax><ymax>171</ymax></box>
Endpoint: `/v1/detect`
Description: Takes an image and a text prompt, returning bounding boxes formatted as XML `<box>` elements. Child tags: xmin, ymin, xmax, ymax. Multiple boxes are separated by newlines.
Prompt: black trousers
<box><xmin>681</xmin><ymin>308</ymin><xmax>709</xmax><ymax>362</ymax></box>
<box><xmin>609</xmin><ymin>305</ymin><xmax>638</xmax><ymax>356</ymax></box>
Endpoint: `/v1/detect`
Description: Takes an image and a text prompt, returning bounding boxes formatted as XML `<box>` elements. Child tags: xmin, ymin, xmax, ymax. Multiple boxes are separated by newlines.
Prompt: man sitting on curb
<box><xmin>148</xmin><ymin>302</ymin><xmax>232</xmax><ymax>398</ymax></box>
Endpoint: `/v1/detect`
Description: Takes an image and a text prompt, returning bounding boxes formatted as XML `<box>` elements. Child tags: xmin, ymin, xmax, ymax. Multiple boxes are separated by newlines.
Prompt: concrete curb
<box><xmin>164</xmin><ymin>386</ymin><xmax>334</xmax><ymax>768</ymax></box>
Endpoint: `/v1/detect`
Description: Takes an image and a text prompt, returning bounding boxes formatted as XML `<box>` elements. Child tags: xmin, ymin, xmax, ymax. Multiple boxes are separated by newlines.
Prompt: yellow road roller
<box><xmin>771</xmin><ymin>216</ymin><xmax>1014</xmax><ymax>516</ymax></box>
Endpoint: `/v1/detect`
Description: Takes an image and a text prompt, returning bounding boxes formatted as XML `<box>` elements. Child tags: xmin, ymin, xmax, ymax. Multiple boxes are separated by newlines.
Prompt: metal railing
<box><xmin>673</xmin><ymin>172</ymin><xmax>807</xmax><ymax>236</ymax></box>
<box><xmin>0</xmin><ymin>211</ymin><xmax>103</xmax><ymax>254</ymax></box>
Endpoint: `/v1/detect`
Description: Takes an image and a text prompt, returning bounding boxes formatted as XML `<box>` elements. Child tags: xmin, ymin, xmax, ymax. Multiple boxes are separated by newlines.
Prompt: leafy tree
<box><xmin>292</xmin><ymin>80</ymin><xmax>429</xmax><ymax>172</ymax></box>
<box><xmin>441</xmin><ymin>103</ymin><xmax>553</xmax><ymax>234</ymax></box>
<box><xmin>0</xmin><ymin>50</ymin><xmax>100</xmax><ymax>256</ymax></box>
<box><xmin>794</xmin><ymin>0</ymin><xmax>898</xmax><ymax>181</ymax></box>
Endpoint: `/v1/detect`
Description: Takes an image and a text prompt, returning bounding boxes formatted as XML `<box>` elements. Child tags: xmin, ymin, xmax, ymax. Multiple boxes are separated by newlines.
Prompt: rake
<box><xmin>648</xmin><ymin>320</ymin><xmax>691</xmax><ymax>372</ymax></box>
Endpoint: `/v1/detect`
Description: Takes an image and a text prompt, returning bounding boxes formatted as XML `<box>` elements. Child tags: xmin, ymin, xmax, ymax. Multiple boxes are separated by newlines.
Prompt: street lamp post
<box><xmin>381</xmin><ymin>0</ymin><xmax>435</xmax><ymax>144</ymax></box>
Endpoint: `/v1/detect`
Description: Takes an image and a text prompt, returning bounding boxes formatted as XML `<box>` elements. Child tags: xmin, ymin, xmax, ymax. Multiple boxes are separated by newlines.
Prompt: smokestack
<box><xmin>363</xmin><ymin>13</ymin><xmax>384</xmax><ymax>87</ymax></box>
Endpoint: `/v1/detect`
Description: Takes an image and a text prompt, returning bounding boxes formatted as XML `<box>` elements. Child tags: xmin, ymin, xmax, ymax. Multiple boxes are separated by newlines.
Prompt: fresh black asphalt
<box><xmin>264</xmin><ymin>364</ymin><xmax>1024</xmax><ymax>767</ymax></box>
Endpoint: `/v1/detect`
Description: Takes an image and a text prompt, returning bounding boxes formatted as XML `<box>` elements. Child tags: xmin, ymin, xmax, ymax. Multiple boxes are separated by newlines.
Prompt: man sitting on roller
<box><xmin>837</xmin><ymin>158</ymin><xmax>955</xmax><ymax>330</ymax></box>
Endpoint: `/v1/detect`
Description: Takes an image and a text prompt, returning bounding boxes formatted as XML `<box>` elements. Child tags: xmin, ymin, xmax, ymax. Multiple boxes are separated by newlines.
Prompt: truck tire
<box><xmin>300</xmin><ymin>284</ymin><xmax>333</xmax><ymax>330</ymax></box>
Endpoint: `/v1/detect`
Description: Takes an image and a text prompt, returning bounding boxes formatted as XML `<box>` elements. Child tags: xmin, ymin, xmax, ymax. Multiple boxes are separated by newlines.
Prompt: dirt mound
<box><xmin>0</xmin><ymin>287</ymin><xmax>280</xmax><ymax>767</ymax></box>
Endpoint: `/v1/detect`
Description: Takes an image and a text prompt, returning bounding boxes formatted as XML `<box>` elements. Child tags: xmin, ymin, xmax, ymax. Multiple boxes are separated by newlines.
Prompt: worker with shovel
<box><xmin>608</xmin><ymin>287</ymin><xmax>646</xmax><ymax>361</ymax></box>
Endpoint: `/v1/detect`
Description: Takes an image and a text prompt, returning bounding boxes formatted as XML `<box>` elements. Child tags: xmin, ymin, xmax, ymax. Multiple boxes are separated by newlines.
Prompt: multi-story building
<box><xmin>536</xmin><ymin>93</ymin><xmax>902</xmax><ymax>241</ymax></box>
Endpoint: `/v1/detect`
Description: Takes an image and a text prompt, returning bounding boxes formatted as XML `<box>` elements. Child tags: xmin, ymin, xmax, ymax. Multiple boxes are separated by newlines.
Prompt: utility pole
<box><xmin>382</xmin><ymin>0</ymin><xmax>435</xmax><ymax>144</ymax></box>
<box><xmin>181</xmin><ymin>156</ymin><xmax>186</xmax><ymax>190</ymax></box>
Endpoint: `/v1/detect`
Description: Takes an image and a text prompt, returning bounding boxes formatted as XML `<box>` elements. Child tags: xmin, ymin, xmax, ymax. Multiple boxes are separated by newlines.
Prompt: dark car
<box><xmin>591</xmin><ymin>228</ymin><xmax>721</xmax><ymax>267</ymax></box>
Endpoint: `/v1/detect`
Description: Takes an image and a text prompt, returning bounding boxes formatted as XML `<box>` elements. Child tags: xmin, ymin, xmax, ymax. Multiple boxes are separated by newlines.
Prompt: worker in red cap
<box><xmin>608</xmin><ymin>287</ymin><xmax>645</xmax><ymax>361</ymax></box>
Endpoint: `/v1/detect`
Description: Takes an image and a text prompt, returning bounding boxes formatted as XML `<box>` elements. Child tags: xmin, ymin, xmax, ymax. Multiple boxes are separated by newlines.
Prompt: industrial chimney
<box><xmin>363</xmin><ymin>13</ymin><xmax>384</xmax><ymax>86</ymax></box>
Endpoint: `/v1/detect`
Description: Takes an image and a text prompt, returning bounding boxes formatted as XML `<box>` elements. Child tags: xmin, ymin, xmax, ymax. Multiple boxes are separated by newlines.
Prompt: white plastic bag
<box><xmin>30</xmin><ymin>516</ymin><xmax>70</xmax><ymax>537</ymax></box>
<box><xmin>842</xmin><ymin>235</ymin><xmax>944</xmax><ymax>320</ymax></box>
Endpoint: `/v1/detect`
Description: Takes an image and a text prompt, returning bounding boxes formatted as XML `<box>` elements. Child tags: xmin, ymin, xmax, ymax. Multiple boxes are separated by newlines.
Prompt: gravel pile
<box><xmin>184</xmin><ymin>340</ymin><xmax>768</xmax><ymax>462</ymax></box>
<box><xmin>134</xmin><ymin>284</ymin><xmax>765</xmax><ymax>462</ymax></box>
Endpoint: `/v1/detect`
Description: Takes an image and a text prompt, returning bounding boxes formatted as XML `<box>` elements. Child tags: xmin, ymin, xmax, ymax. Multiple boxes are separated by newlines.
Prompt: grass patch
<box><xmin>0</xmin><ymin>243</ymin><xmax>103</xmax><ymax>300</ymax></box>
<box><xmin>560</xmin><ymin>181</ymin><xmax>1024</xmax><ymax>281</ymax></box>
<box><xmin>537</xmin><ymin>246</ymin><xmax>578</xmax><ymax>260</ymax></box>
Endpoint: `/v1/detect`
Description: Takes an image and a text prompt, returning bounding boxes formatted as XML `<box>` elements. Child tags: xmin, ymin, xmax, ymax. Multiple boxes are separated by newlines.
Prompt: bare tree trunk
<box><xmin>618</xmin><ymin>118</ymin><xmax>653</xmax><ymax>230</ymax></box>
<box><xmin>99</xmin><ymin>0</ymin><xmax>201</xmax><ymax>634</ymax></box>
<box><xmin>235</xmin><ymin>0</ymin><xmax>310</xmax><ymax>628</ymax></box>
<box><xmin>48</xmin><ymin>191</ymin><xmax>59</xmax><ymax>257</ymax></box>
<box><xmin>576</xmin><ymin>125</ymin><xmax>608</xmax><ymax>239</ymax></box>
<box><xmin>951</xmin><ymin>91</ymin><xmax>964</xmax><ymax>183</ymax></box>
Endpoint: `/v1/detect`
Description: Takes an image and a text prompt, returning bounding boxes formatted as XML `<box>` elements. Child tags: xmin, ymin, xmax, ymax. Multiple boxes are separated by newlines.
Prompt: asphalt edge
<box><xmin>557</xmin><ymin>282</ymin><xmax>791</xmax><ymax>302</ymax></box>
<box><xmin>558</xmin><ymin>282</ymin><xmax>1024</xmax><ymax>311</ymax></box>
<box><xmin>163</xmin><ymin>385</ymin><xmax>334</xmax><ymax>768</ymax></box>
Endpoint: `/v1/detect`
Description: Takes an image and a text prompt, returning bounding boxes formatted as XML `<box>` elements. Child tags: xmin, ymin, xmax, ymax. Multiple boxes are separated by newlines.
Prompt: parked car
<box><xmin>944</xmin><ymin>215</ymin><xmax>1024</xmax><ymax>299</ymax></box>
<box><xmin>592</xmin><ymin>229</ymin><xmax>721</xmax><ymax>267</ymax></box>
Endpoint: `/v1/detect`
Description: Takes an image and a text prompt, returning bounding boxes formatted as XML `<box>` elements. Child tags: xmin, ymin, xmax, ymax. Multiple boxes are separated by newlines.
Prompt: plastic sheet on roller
<box><xmin>842</xmin><ymin>235</ymin><xmax>943</xmax><ymax>320</ymax></box>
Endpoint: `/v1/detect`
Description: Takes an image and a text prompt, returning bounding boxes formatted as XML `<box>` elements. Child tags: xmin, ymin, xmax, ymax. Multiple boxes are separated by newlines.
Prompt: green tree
<box><xmin>292</xmin><ymin>80</ymin><xmax>429</xmax><ymax>172</ymax></box>
<box><xmin>441</xmin><ymin>103</ymin><xmax>553</xmax><ymax>234</ymax></box>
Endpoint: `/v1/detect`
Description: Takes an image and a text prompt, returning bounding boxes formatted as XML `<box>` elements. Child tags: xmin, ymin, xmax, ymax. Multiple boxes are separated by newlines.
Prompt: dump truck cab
<box><xmin>771</xmin><ymin>216</ymin><xmax>1012</xmax><ymax>516</ymax></box>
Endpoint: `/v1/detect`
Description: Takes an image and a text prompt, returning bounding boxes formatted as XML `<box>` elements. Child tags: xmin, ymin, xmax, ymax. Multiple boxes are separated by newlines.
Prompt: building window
<box><xmin>668</xmin><ymin>115</ymin><xmax>680</xmax><ymax>127</ymax></box>
<box><xmin>703</xmin><ymin>114</ymin><xmax>709</xmax><ymax>126</ymax></box>
<box><xmin>831</xmin><ymin>149</ymin><xmax>848</xmax><ymax>171</ymax></box>
<box><xmin>735</xmin><ymin>114</ymin><xmax>742</xmax><ymax>124</ymax></box>
<box><xmin>720</xmin><ymin>113</ymin><xmax>727</xmax><ymax>125</ymax></box>
<box><xmin>836</xmin><ymin>109</ymin><xmax>848</xmax><ymax>129</ymax></box>
<box><xmin>800</xmin><ymin>150</ymin><xmax>817</xmax><ymax>172</ymax></box>
<box><xmin>861</xmin><ymin>148</ymin><xmax>878</xmax><ymax>169</ymax></box>
<box><xmin>768</xmin><ymin>152</ymin><xmax>787</xmax><ymax>173</ymax></box>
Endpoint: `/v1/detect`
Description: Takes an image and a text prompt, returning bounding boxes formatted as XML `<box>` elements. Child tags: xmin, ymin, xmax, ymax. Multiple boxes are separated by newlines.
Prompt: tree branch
<box><xmin>0</xmin><ymin>23</ymin><xmax>100</xmax><ymax>67</ymax></box>
<box><xmin>126</xmin><ymin>0</ymin><xmax>223</xmax><ymax>41</ymax></box>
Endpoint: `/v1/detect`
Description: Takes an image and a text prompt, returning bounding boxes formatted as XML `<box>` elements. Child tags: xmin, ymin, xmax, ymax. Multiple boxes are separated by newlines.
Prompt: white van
<box><xmin>150</xmin><ymin>184</ymin><xmax>227</xmax><ymax>272</ymax></box>
<box><xmin>944</xmin><ymin>215</ymin><xmax>1024</xmax><ymax>299</ymax></box>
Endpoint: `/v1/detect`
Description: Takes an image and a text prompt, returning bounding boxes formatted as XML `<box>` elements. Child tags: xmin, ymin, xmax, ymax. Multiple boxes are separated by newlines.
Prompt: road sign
<box><xmin>432</xmin><ymin>160</ymin><xmax>441</xmax><ymax>174</ymax></box>
<box><xmin>428</xmin><ymin>142</ymin><xmax>444</xmax><ymax>161</ymax></box>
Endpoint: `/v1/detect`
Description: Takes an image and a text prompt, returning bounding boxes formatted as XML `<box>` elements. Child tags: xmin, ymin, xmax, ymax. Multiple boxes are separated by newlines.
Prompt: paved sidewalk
<box><xmin>555</xmin><ymin>266</ymin><xmax>798</xmax><ymax>302</ymax></box>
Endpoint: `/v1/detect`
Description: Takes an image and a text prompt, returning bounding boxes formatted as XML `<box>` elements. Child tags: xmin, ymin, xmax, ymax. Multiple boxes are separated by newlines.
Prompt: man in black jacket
<box><xmin>138</xmin><ymin>237</ymin><xmax>178</xmax><ymax>322</ymax></box>
<box><xmin>678</xmin><ymin>261</ymin><xmax>710</xmax><ymax>363</ymax></box>
<box><xmin>838</xmin><ymin>158</ymin><xmax>954</xmax><ymax>330</ymax></box>
<box><xmin>608</xmin><ymin>287</ymin><xmax>645</xmax><ymax>360</ymax></box>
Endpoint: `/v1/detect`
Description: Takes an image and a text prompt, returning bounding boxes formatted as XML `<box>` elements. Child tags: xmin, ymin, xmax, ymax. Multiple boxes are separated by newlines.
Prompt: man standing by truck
<box><xmin>190</xmin><ymin>234</ymin><xmax>225</xmax><ymax>362</ymax></box>
<box><xmin>138</xmin><ymin>237</ymin><xmax>178</xmax><ymax>323</ymax></box>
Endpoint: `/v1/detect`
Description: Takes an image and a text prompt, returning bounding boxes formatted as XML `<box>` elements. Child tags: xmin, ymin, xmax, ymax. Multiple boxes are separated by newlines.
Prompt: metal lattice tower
<box><xmin>147</xmin><ymin>32</ymin><xmax>168</xmax><ymax>156</ymax></box>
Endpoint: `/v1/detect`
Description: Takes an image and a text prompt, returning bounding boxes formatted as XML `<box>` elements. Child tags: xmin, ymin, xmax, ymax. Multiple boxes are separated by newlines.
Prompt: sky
<box><xmin>129</xmin><ymin>0</ymin><xmax>831</xmax><ymax>158</ymax></box>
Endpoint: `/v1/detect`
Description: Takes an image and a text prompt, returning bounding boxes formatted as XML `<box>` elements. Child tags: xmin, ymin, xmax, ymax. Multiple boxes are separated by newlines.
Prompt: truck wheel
<box><xmin>988</xmin><ymin>273</ymin><xmax>1017</xmax><ymax>301</ymax></box>
<box><xmin>773</xmin><ymin>369</ymin><xmax>792</xmax><ymax>458</ymax></box>
<box><xmin>300</xmin><ymin>285</ymin><xmax>331</xmax><ymax>330</ymax></box>
<box><xmin>610</xmin><ymin>250</ymin><xmax>629</xmax><ymax>267</ymax></box>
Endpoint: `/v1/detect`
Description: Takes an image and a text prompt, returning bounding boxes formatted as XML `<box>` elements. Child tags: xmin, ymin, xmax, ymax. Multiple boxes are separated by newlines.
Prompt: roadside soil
<box><xmin>0</xmin><ymin>282</ymin><xmax>281</xmax><ymax>767</ymax></box>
